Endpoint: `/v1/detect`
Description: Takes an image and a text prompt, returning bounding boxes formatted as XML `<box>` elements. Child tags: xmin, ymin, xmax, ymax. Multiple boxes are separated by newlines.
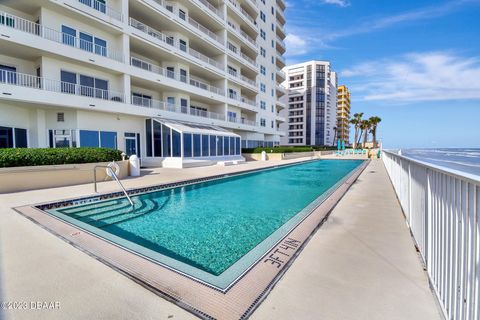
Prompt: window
<box><xmin>167</xmin><ymin>97</ymin><xmax>175</xmax><ymax>106</ymax></box>
<box><xmin>153</xmin><ymin>120</ymin><xmax>162</xmax><ymax>157</ymax></box>
<box><xmin>49</xmin><ymin>129</ymin><xmax>75</xmax><ymax>148</ymax></box>
<box><xmin>162</xmin><ymin>125</ymin><xmax>171</xmax><ymax>157</ymax></box>
<box><xmin>260</xmin><ymin>118</ymin><xmax>266</xmax><ymax>127</ymax></box>
<box><xmin>100</xmin><ymin>131</ymin><xmax>117</xmax><ymax>149</ymax></box>
<box><xmin>172</xmin><ymin>130</ymin><xmax>181</xmax><ymax>157</ymax></box>
<box><xmin>79</xmin><ymin>32</ymin><xmax>93</xmax><ymax>52</ymax></box>
<box><xmin>179</xmin><ymin>9</ymin><xmax>186</xmax><ymax>20</ymax></box>
<box><xmin>201</xmin><ymin>135</ymin><xmax>209</xmax><ymax>156</ymax></box>
<box><xmin>260</xmin><ymin>66</ymin><xmax>266</xmax><ymax>75</ymax></box>
<box><xmin>228</xmin><ymin>111</ymin><xmax>237</xmax><ymax>121</ymax></box>
<box><xmin>179</xmin><ymin>39</ymin><xmax>187</xmax><ymax>52</ymax></box>
<box><xmin>260</xmin><ymin>11</ymin><xmax>266</xmax><ymax>22</ymax></box>
<box><xmin>223</xmin><ymin>136</ymin><xmax>229</xmax><ymax>155</ymax></box>
<box><xmin>228</xmin><ymin>65</ymin><xmax>237</xmax><ymax>76</ymax></box>
<box><xmin>229</xmin><ymin>137</ymin><xmax>235</xmax><ymax>155</ymax></box>
<box><xmin>217</xmin><ymin>136</ymin><xmax>223</xmax><ymax>156</ymax></box>
<box><xmin>146</xmin><ymin>119</ymin><xmax>152</xmax><ymax>157</ymax></box>
<box><xmin>184</xmin><ymin>133</ymin><xmax>192</xmax><ymax>158</ymax></box>
<box><xmin>193</xmin><ymin>134</ymin><xmax>201</xmax><ymax>157</ymax></box>
<box><xmin>260</xmin><ymin>101</ymin><xmax>266</xmax><ymax>109</ymax></box>
<box><xmin>260</xmin><ymin>47</ymin><xmax>266</xmax><ymax>57</ymax></box>
<box><xmin>62</xmin><ymin>25</ymin><xmax>76</xmax><ymax>47</ymax></box>
<box><xmin>180</xmin><ymin>69</ymin><xmax>187</xmax><ymax>83</ymax></box>
<box><xmin>125</xmin><ymin>132</ymin><xmax>138</xmax><ymax>156</ymax></box>
<box><xmin>228</xmin><ymin>88</ymin><xmax>237</xmax><ymax>99</ymax></box>
<box><xmin>260</xmin><ymin>83</ymin><xmax>266</xmax><ymax>92</ymax></box>
<box><xmin>271</xmin><ymin>120</ymin><xmax>274</xmax><ymax>128</ymax></box>
<box><xmin>166</xmin><ymin>66</ymin><xmax>175</xmax><ymax>78</ymax></box>
<box><xmin>235</xmin><ymin>137</ymin><xmax>240</xmax><ymax>155</ymax></box>
<box><xmin>209</xmin><ymin>135</ymin><xmax>216</xmax><ymax>156</ymax></box>
<box><xmin>180</xmin><ymin>98</ymin><xmax>188</xmax><ymax>111</ymax></box>
<box><xmin>132</xmin><ymin>92</ymin><xmax>152</xmax><ymax>107</ymax></box>
<box><xmin>57</xmin><ymin>112</ymin><xmax>65</xmax><ymax>122</ymax></box>
<box><xmin>94</xmin><ymin>37</ymin><xmax>107</xmax><ymax>56</ymax></box>
<box><xmin>80</xmin><ymin>130</ymin><xmax>99</xmax><ymax>147</ymax></box>
<box><xmin>60</xmin><ymin>70</ymin><xmax>77</xmax><ymax>94</ymax></box>
<box><xmin>0</xmin><ymin>127</ymin><xmax>13</xmax><ymax>148</ymax></box>
<box><xmin>0</xmin><ymin>64</ymin><xmax>17</xmax><ymax>84</ymax></box>
<box><xmin>260</xmin><ymin>29</ymin><xmax>266</xmax><ymax>40</ymax></box>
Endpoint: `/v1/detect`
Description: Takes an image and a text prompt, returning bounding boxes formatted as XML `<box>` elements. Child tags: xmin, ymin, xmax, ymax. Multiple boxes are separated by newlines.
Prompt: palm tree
<box><xmin>368</xmin><ymin>116</ymin><xmax>382</xmax><ymax>148</ymax></box>
<box><xmin>350</xmin><ymin>112</ymin><xmax>363</xmax><ymax>149</ymax></box>
<box><xmin>359</xmin><ymin>119</ymin><xmax>371</xmax><ymax>148</ymax></box>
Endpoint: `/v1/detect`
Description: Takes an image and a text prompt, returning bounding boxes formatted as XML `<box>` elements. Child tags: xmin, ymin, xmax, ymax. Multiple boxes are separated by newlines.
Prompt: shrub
<box><xmin>0</xmin><ymin>148</ymin><xmax>123</xmax><ymax>168</ymax></box>
<box><xmin>242</xmin><ymin>145</ymin><xmax>339</xmax><ymax>154</ymax></box>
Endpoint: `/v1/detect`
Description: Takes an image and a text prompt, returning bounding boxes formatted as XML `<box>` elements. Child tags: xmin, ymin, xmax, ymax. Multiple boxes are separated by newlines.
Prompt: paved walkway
<box><xmin>0</xmin><ymin>159</ymin><xmax>442</xmax><ymax>319</ymax></box>
<box><xmin>251</xmin><ymin>160</ymin><xmax>443</xmax><ymax>320</ymax></box>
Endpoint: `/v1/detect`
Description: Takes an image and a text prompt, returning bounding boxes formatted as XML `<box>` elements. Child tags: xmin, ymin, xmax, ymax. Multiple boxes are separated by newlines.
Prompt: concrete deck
<box><xmin>0</xmin><ymin>159</ymin><xmax>442</xmax><ymax>320</ymax></box>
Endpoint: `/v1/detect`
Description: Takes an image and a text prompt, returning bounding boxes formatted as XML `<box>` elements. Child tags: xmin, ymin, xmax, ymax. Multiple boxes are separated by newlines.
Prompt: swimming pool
<box><xmin>44</xmin><ymin>159</ymin><xmax>363</xmax><ymax>290</ymax></box>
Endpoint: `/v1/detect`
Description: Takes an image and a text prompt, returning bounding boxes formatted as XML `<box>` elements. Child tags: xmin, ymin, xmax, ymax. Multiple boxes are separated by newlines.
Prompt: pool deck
<box><xmin>0</xmin><ymin>158</ymin><xmax>442</xmax><ymax>320</ymax></box>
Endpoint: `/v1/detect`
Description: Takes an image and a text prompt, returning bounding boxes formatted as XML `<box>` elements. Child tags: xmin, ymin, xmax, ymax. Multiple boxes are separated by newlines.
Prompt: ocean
<box><xmin>398</xmin><ymin>148</ymin><xmax>480</xmax><ymax>177</ymax></box>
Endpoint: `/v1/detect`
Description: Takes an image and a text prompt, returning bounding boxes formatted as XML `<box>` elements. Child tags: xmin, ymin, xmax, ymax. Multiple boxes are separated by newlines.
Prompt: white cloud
<box><xmin>284</xmin><ymin>33</ymin><xmax>308</xmax><ymax>56</ymax></box>
<box><xmin>341</xmin><ymin>52</ymin><xmax>480</xmax><ymax>102</ymax></box>
<box><xmin>320</xmin><ymin>0</ymin><xmax>350</xmax><ymax>7</ymax></box>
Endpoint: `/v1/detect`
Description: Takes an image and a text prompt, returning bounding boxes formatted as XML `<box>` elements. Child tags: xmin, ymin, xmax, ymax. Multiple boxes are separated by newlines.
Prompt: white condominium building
<box><xmin>0</xmin><ymin>0</ymin><xmax>287</xmax><ymax>166</ymax></box>
<box><xmin>279</xmin><ymin>60</ymin><xmax>337</xmax><ymax>146</ymax></box>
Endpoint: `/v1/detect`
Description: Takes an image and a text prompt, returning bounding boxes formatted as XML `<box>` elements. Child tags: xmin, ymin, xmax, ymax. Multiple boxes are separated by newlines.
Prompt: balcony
<box><xmin>227</xmin><ymin>23</ymin><xmax>257</xmax><ymax>50</ymax></box>
<box><xmin>0</xmin><ymin>11</ymin><xmax>124</xmax><ymax>62</ymax></box>
<box><xmin>276</xmin><ymin>7</ymin><xmax>286</xmax><ymax>26</ymax></box>
<box><xmin>276</xmin><ymin>35</ymin><xmax>286</xmax><ymax>53</ymax></box>
<box><xmin>276</xmin><ymin>54</ymin><xmax>286</xmax><ymax>68</ymax></box>
<box><xmin>226</xmin><ymin>43</ymin><xmax>258</xmax><ymax>71</ymax></box>
<box><xmin>228</xmin><ymin>92</ymin><xmax>257</xmax><ymax>109</ymax></box>
<box><xmin>189</xmin><ymin>0</ymin><xmax>224</xmax><ymax>21</ymax></box>
<box><xmin>150</xmin><ymin>0</ymin><xmax>223</xmax><ymax>47</ymax></box>
<box><xmin>227</xmin><ymin>69</ymin><xmax>257</xmax><ymax>90</ymax></box>
<box><xmin>227</xmin><ymin>116</ymin><xmax>257</xmax><ymax>127</ymax></box>
<box><xmin>130</xmin><ymin>57</ymin><xmax>225</xmax><ymax>97</ymax></box>
<box><xmin>76</xmin><ymin>0</ymin><xmax>123</xmax><ymax>22</ymax></box>
<box><xmin>226</xmin><ymin>0</ymin><xmax>257</xmax><ymax>31</ymax></box>
<box><xmin>129</xmin><ymin>18</ymin><xmax>224</xmax><ymax>72</ymax></box>
<box><xmin>131</xmin><ymin>96</ymin><xmax>226</xmax><ymax>121</ymax></box>
<box><xmin>0</xmin><ymin>70</ymin><xmax>126</xmax><ymax>102</ymax></box>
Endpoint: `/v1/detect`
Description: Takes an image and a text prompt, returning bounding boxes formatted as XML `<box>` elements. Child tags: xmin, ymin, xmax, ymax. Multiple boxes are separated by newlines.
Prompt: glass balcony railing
<box><xmin>77</xmin><ymin>0</ymin><xmax>123</xmax><ymax>21</ymax></box>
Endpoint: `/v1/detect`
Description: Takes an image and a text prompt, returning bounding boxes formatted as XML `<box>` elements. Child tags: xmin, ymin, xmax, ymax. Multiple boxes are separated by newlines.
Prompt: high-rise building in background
<box><xmin>279</xmin><ymin>60</ymin><xmax>337</xmax><ymax>146</ymax></box>
<box><xmin>0</xmin><ymin>0</ymin><xmax>287</xmax><ymax>166</ymax></box>
<box><xmin>336</xmin><ymin>85</ymin><xmax>351</xmax><ymax>145</ymax></box>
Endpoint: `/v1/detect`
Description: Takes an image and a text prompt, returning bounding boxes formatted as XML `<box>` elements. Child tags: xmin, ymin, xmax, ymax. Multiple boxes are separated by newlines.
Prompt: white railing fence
<box><xmin>383</xmin><ymin>150</ymin><xmax>480</xmax><ymax>320</ymax></box>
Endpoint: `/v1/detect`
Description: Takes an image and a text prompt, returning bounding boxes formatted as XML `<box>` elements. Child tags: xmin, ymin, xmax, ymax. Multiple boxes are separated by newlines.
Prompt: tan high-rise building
<box><xmin>336</xmin><ymin>85</ymin><xmax>350</xmax><ymax>145</ymax></box>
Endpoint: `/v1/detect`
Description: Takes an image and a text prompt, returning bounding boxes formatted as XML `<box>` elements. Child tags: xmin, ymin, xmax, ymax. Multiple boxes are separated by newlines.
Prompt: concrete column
<box><xmin>36</xmin><ymin>109</ymin><xmax>47</xmax><ymax>148</ymax></box>
<box><xmin>122</xmin><ymin>74</ymin><xmax>131</xmax><ymax>103</ymax></box>
<box><xmin>122</xmin><ymin>34</ymin><xmax>130</xmax><ymax>63</ymax></box>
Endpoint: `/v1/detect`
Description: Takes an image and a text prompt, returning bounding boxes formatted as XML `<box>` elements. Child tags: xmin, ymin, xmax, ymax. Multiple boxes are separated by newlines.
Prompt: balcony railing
<box><xmin>228</xmin><ymin>23</ymin><xmax>257</xmax><ymax>48</ymax></box>
<box><xmin>226</xmin><ymin>43</ymin><xmax>258</xmax><ymax>69</ymax></box>
<box><xmin>227</xmin><ymin>116</ymin><xmax>256</xmax><ymax>127</ymax></box>
<box><xmin>227</xmin><ymin>69</ymin><xmax>257</xmax><ymax>88</ymax></box>
<box><xmin>382</xmin><ymin>150</ymin><xmax>480</xmax><ymax>320</ymax></box>
<box><xmin>130</xmin><ymin>57</ymin><xmax>224</xmax><ymax>96</ymax></box>
<box><xmin>227</xmin><ymin>0</ymin><xmax>256</xmax><ymax>28</ymax></box>
<box><xmin>129</xmin><ymin>18</ymin><xmax>224</xmax><ymax>71</ymax></box>
<box><xmin>0</xmin><ymin>11</ymin><xmax>124</xmax><ymax>62</ymax></box>
<box><xmin>77</xmin><ymin>0</ymin><xmax>123</xmax><ymax>22</ymax></box>
<box><xmin>131</xmin><ymin>95</ymin><xmax>226</xmax><ymax>121</ymax></box>
<box><xmin>191</xmin><ymin>0</ymin><xmax>224</xmax><ymax>20</ymax></box>
<box><xmin>150</xmin><ymin>0</ymin><xmax>223</xmax><ymax>45</ymax></box>
<box><xmin>276</xmin><ymin>34</ymin><xmax>286</xmax><ymax>49</ymax></box>
<box><xmin>0</xmin><ymin>70</ymin><xmax>125</xmax><ymax>102</ymax></box>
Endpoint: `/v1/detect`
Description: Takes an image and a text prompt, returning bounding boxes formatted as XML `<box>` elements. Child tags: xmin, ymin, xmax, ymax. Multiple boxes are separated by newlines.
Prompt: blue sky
<box><xmin>284</xmin><ymin>0</ymin><xmax>480</xmax><ymax>148</ymax></box>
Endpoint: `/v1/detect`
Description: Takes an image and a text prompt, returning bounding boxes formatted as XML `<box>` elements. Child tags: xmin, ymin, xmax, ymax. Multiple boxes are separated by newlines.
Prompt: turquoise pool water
<box><xmin>48</xmin><ymin>159</ymin><xmax>363</xmax><ymax>288</ymax></box>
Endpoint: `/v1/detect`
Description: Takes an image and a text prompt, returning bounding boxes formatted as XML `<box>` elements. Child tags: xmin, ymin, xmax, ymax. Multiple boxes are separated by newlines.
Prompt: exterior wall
<box><xmin>0</xmin><ymin>0</ymin><xmax>287</xmax><ymax>158</ymax></box>
<box><xmin>279</xmin><ymin>60</ymin><xmax>337</xmax><ymax>146</ymax></box>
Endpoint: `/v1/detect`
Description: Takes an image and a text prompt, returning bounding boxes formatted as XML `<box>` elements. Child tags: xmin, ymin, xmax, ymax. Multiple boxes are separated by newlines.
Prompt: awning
<box><xmin>153</xmin><ymin>118</ymin><xmax>241</xmax><ymax>138</ymax></box>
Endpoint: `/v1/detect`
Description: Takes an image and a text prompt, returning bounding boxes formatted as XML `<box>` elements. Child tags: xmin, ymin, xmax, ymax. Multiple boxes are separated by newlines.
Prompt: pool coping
<box><xmin>14</xmin><ymin>159</ymin><xmax>369</xmax><ymax>320</ymax></box>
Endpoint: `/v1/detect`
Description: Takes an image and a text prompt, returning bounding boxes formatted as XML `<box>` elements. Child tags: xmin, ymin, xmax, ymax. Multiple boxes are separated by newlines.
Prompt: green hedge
<box><xmin>242</xmin><ymin>146</ymin><xmax>339</xmax><ymax>154</ymax></box>
<box><xmin>0</xmin><ymin>148</ymin><xmax>123</xmax><ymax>168</ymax></box>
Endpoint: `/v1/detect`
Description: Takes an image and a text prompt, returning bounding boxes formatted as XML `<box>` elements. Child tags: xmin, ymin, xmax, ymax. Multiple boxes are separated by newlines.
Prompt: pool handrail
<box><xmin>93</xmin><ymin>165</ymin><xmax>134</xmax><ymax>207</ymax></box>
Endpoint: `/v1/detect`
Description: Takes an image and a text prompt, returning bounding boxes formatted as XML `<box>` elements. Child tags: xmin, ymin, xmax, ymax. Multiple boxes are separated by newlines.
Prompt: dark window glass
<box><xmin>162</xmin><ymin>125</ymin><xmax>171</xmax><ymax>157</ymax></box>
<box><xmin>61</xmin><ymin>70</ymin><xmax>76</xmax><ymax>94</ymax></box>
<box><xmin>79</xmin><ymin>32</ymin><xmax>93</xmax><ymax>52</ymax></box>
<box><xmin>80</xmin><ymin>74</ymin><xmax>94</xmax><ymax>97</ymax></box>
<box><xmin>61</xmin><ymin>25</ymin><xmax>76</xmax><ymax>46</ymax></box>
<box><xmin>94</xmin><ymin>37</ymin><xmax>107</xmax><ymax>56</ymax></box>
<box><xmin>14</xmin><ymin>128</ymin><xmax>28</xmax><ymax>148</ymax></box>
<box><xmin>229</xmin><ymin>137</ymin><xmax>235</xmax><ymax>155</ymax></box>
<box><xmin>0</xmin><ymin>64</ymin><xmax>17</xmax><ymax>84</ymax></box>
<box><xmin>217</xmin><ymin>136</ymin><xmax>223</xmax><ymax>156</ymax></box>
<box><xmin>209</xmin><ymin>135</ymin><xmax>216</xmax><ymax>156</ymax></box>
<box><xmin>100</xmin><ymin>131</ymin><xmax>116</xmax><ymax>149</ymax></box>
<box><xmin>136</xmin><ymin>133</ymin><xmax>141</xmax><ymax>157</ymax></box>
<box><xmin>223</xmin><ymin>136</ymin><xmax>229</xmax><ymax>156</ymax></box>
<box><xmin>146</xmin><ymin>119</ymin><xmax>152</xmax><ymax>157</ymax></box>
<box><xmin>193</xmin><ymin>134</ymin><xmax>201</xmax><ymax>157</ymax></box>
<box><xmin>201</xmin><ymin>135</ymin><xmax>209</xmax><ymax>157</ymax></box>
<box><xmin>184</xmin><ymin>133</ymin><xmax>192</xmax><ymax>158</ymax></box>
<box><xmin>0</xmin><ymin>126</ymin><xmax>13</xmax><ymax>148</ymax></box>
<box><xmin>94</xmin><ymin>78</ymin><xmax>108</xmax><ymax>99</ymax></box>
<box><xmin>153</xmin><ymin>121</ymin><xmax>162</xmax><ymax>157</ymax></box>
<box><xmin>125</xmin><ymin>132</ymin><xmax>137</xmax><ymax>156</ymax></box>
<box><xmin>80</xmin><ymin>130</ymin><xmax>99</xmax><ymax>147</ymax></box>
<box><xmin>172</xmin><ymin>130</ymin><xmax>181</xmax><ymax>157</ymax></box>
<box><xmin>235</xmin><ymin>137</ymin><xmax>240</xmax><ymax>155</ymax></box>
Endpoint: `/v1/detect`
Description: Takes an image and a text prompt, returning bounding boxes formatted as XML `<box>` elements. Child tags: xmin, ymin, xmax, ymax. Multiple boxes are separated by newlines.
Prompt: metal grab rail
<box><xmin>93</xmin><ymin>165</ymin><xmax>134</xmax><ymax>207</ymax></box>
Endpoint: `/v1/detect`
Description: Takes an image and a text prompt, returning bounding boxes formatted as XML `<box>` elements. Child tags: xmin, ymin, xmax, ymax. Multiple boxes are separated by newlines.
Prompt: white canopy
<box><xmin>153</xmin><ymin>118</ymin><xmax>241</xmax><ymax>138</ymax></box>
